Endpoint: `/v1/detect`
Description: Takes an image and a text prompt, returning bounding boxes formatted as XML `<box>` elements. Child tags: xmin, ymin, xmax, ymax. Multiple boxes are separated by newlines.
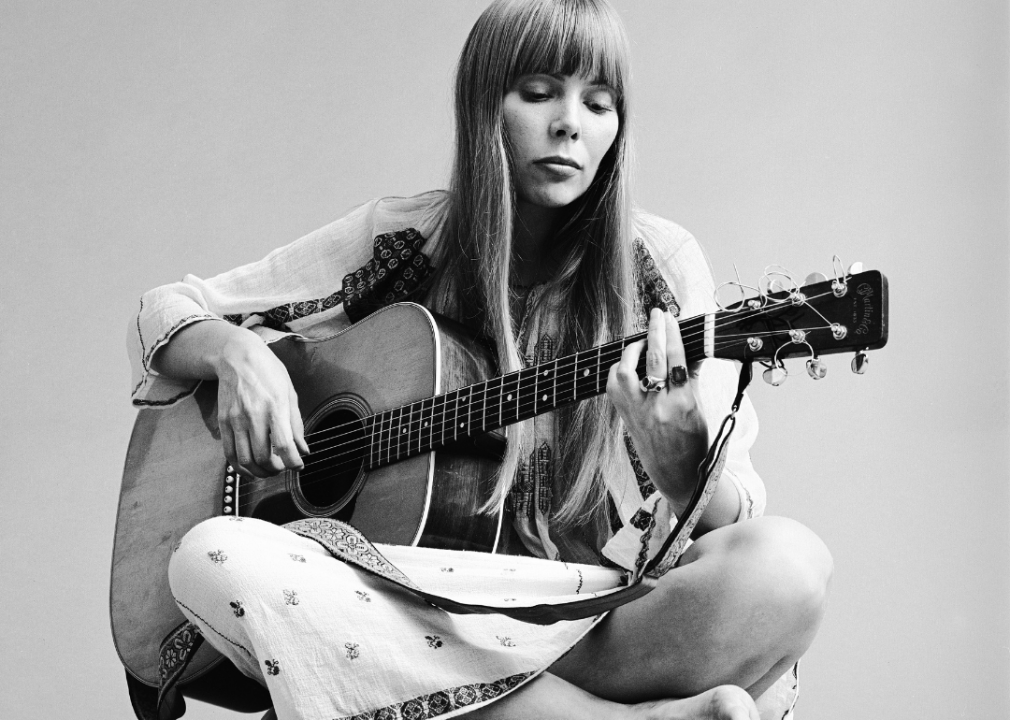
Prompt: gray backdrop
<box><xmin>2</xmin><ymin>1</ymin><xmax>1007</xmax><ymax>718</ymax></box>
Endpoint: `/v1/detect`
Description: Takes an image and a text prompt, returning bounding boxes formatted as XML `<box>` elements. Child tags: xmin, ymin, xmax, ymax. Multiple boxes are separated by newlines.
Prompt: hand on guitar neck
<box><xmin>152</xmin><ymin>319</ymin><xmax>309</xmax><ymax>478</ymax></box>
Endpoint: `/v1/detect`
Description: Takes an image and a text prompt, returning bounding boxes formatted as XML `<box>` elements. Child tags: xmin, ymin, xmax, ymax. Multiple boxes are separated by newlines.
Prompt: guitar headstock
<box><xmin>711</xmin><ymin>262</ymin><xmax>888</xmax><ymax>385</ymax></box>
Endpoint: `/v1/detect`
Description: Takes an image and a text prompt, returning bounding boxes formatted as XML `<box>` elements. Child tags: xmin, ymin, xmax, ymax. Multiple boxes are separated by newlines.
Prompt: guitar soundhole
<box><xmin>297</xmin><ymin>406</ymin><xmax>367</xmax><ymax>514</ymax></box>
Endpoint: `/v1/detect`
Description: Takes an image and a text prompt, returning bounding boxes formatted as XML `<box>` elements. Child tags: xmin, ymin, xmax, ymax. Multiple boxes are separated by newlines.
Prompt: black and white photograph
<box><xmin>2</xmin><ymin>2</ymin><xmax>1007</xmax><ymax>719</ymax></box>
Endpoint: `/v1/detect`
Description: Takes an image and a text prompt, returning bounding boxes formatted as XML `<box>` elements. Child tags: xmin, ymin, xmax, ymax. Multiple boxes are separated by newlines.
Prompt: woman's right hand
<box><xmin>214</xmin><ymin>333</ymin><xmax>310</xmax><ymax>478</ymax></box>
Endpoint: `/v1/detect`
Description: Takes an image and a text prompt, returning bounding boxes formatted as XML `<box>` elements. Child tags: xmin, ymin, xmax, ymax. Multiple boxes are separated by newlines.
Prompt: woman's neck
<box><xmin>512</xmin><ymin>199</ymin><xmax>566</xmax><ymax>286</ymax></box>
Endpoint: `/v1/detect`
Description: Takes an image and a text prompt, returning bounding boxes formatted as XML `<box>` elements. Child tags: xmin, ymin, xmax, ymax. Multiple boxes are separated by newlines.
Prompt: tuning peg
<box><xmin>847</xmin><ymin>261</ymin><xmax>864</xmax><ymax>276</ymax></box>
<box><xmin>851</xmin><ymin>350</ymin><xmax>868</xmax><ymax>374</ymax></box>
<box><xmin>806</xmin><ymin>357</ymin><xmax>828</xmax><ymax>380</ymax></box>
<box><xmin>762</xmin><ymin>366</ymin><xmax>788</xmax><ymax>386</ymax></box>
<box><xmin>803</xmin><ymin>272</ymin><xmax>827</xmax><ymax>286</ymax></box>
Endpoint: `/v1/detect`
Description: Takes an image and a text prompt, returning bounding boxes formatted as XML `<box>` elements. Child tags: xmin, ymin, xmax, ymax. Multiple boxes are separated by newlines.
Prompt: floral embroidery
<box><xmin>229</xmin><ymin>601</ymin><xmax>245</xmax><ymax>617</ymax></box>
<box><xmin>345</xmin><ymin>642</ymin><xmax>360</xmax><ymax>660</ymax></box>
<box><xmin>285</xmin><ymin>518</ymin><xmax>419</xmax><ymax>590</ymax></box>
<box><xmin>264</xmin><ymin>659</ymin><xmax>280</xmax><ymax>676</ymax></box>
<box><xmin>289</xmin><ymin>553</ymin><xmax>306</xmax><ymax>563</ymax></box>
<box><xmin>496</xmin><ymin>636</ymin><xmax>516</xmax><ymax>648</ymax></box>
<box><xmin>226</xmin><ymin>516</ymin><xmax>245</xmax><ymax>522</ymax></box>
<box><xmin>207</xmin><ymin>550</ymin><xmax>227</xmax><ymax>564</ymax></box>
<box><xmin>425</xmin><ymin>635</ymin><xmax>443</xmax><ymax>649</ymax></box>
<box><xmin>506</xmin><ymin>442</ymin><xmax>553</xmax><ymax>519</ymax></box>
<box><xmin>624</xmin><ymin>435</ymin><xmax>657</xmax><ymax>499</ymax></box>
<box><xmin>282</xmin><ymin>589</ymin><xmax>299</xmax><ymax>606</ymax></box>
<box><xmin>256</xmin><ymin>228</ymin><xmax>431</xmax><ymax>330</ymax></box>
<box><xmin>343</xmin><ymin>673</ymin><xmax>534</xmax><ymax>720</ymax></box>
<box><xmin>439</xmin><ymin>567</ymin><xmax>454</xmax><ymax>573</ymax></box>
<box><xmin>173</xmin><ymin>541</ymin><xmax>182</xmax><ymax>553</ymax></box>
<box><xmin>633</xmin><ymin>238</ymin><xmax>681</xmax><ymax>329</ymax></box>
<box><xmin>355</xmin><ymin>590</ymin><xmax>372</xmax><ymax>602</ymax></box>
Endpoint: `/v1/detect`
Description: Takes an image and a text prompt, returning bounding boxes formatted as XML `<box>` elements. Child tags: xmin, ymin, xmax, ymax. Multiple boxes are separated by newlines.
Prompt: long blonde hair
<box><xmin>429</xmin><ymin>0</ymin><xmax>636</xmax><ymax>528</ymax></box>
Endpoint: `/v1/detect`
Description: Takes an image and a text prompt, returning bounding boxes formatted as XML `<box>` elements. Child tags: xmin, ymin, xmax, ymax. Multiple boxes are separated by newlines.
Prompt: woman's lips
<box><xmin>534</xmin><ymin>157</ymin><xmax>581</xmax><ymax>178</ymax></box>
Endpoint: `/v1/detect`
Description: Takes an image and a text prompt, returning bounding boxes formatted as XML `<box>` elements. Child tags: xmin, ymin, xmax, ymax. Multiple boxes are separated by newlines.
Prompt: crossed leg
<box><xmin>468</xmin><ymin>515</ymin><xmax>833</xmax><ymax>720</ymax></box>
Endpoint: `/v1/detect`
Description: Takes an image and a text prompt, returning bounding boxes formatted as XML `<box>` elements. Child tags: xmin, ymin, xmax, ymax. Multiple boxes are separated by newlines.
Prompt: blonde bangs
<box><xmin>508</xmin><ymin>0</ymin><xmax>629</xmax><ymax>108</ymax></box>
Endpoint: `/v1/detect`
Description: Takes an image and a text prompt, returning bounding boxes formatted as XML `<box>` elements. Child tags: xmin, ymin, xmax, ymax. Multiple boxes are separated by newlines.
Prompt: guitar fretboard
<box><xmin>365</xmin><ymin>314</ymin><xmax>708</xmax><ymax>469</ymax></box>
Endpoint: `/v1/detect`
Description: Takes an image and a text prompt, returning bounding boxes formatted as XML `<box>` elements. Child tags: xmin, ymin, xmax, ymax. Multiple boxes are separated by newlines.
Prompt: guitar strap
<box><xmin>136</xmin><ymin>362</ymin><xmax>754</xmax><ymax>720</ymax></box>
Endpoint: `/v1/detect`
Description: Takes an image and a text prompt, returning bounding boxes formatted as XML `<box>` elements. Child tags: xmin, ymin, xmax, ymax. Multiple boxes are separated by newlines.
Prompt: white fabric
<box><xmin>170</xmin><ymin>517</ymin><xmax>611</xmax><ymax>720</ymax></box>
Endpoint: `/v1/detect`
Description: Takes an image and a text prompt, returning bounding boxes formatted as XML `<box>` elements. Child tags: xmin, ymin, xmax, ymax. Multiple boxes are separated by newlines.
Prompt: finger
<box><xmin>250</xmin><ymin>412</ymin><xmax>285</xmax><ymax>476</ymax></box>
<box><xmin>220</xmin><ymin>419</ymin><xmax>238</xmax><ymax>470</ymax></box>
<box><xmin>607</xmin><ymin>339</ymin><xmax>646</xmax><ymax>399</ymax></box>
<box><xmin>233</xmin><ymin>427</ymin><xmax>268</xmax><ymax>478</ymax></box>
<box><xmin>290</xmin><ymin>389</ymin><xmax>309</xmax><ymax>456</ymax></box>
<box><xmin>664</xmin><ymin>311</ymin><xmax>697</xmax><ymax>388</ymax></box>
<box><xmin>645</xmin><ymin>308</ymin><xmax>667</xmax><ymax>381</ymax></box>
<box><xmin>270</xmin><ymin>406</ymin><xmax>304</xmax><ymax>471</ymax></box>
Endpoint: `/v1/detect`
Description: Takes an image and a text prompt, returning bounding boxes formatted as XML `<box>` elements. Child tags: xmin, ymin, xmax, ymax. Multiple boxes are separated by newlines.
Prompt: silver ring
<box><xmin>668</xmin><ymin>365</ymin><xmax>689</xmax><ymax>387</ymax></box>
<box><xmin>639</xmin><ymin>375</ymin><xmax>667</xmax><ymax>393</ymax></box>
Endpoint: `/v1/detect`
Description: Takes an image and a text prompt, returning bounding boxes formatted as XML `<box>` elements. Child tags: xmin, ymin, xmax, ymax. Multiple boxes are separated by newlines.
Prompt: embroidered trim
<box><xmin>284</xmin><ymin>518</ymin><xmax>420</xmax><ymax>590</ymax></box>
<box><xmin>132</xmin><ymin>385</ymin><xmax>201</xmax><ymax>408</ymax></box>
<box><xmin>623</xmin><ymin>435</ymin><xmax>656</xmax><ymax>500</ymax></box>
<box><xmin>647</xmin><ymin>432</ymin><xmax>732</xmax><ymax>578</ymax></box>
<box><xmin>339</xmin><ymin>671</ymin><xmax>535</xmax><ymax>720</ymax></box>
<box><xmin>157</xmin><ymin>621</ymin><xmax>204</xmax><ymax>687</ymax></box>
<box><xmin>633</xmin><ymin>238</ymin><xmax>681</xmax><ymax>329</ymax></box>
<box><xmin>258</xmin><ymin>228</ymin><xmax>431</xmax><ymax>330</ymax></box>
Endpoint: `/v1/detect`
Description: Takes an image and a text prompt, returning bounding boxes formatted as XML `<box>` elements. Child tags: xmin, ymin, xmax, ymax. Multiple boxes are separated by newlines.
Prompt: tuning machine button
<box><xmin>851</xmin><ymin>350</ymin><xmax>869</xmax><ymax>374</ymax></box>
<box><xmin>847</xmin><ymin>261</ymin><xmax>864</xmax><ymax>276</ymax></box>
<box><xmin>762</xmin><ymin>366</ymin><xmax>788</xmax><ymax>386</ymax></box>
<box><xmin>803</xmin><ymin>272</ymin><xmax>827</xmax><ymax>287</ymax></box>
<box><xmin>806</xmin><ymin>357</ymin><xmax>828</xmax><ymax>380</ymax></box>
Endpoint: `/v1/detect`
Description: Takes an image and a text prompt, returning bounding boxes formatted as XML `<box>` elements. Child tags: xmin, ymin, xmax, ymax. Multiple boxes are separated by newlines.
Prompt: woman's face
<box><xmin>503</xmin><ymin>73</ymin><xmax>620</xmax><ymax>211</ymax></box>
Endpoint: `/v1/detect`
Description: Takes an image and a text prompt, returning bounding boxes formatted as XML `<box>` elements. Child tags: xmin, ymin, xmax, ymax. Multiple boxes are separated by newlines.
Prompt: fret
<box><xmin>589</xmin><ymin>343</ymin><xmax>597</xmax><ymax>393</ymax></box>
<box><xmin>417</xmin><ymin>398</ymin><xmax>425</xmax><ymax>455</ymax></box>
<box><xmin>481</xmin><ymin>380</ymin><xmax>488</xmax><ymax>432</ymax></box>
<box><xmin>533</xmin><ymin>364</ymin><xmax>540</xmax><ymax>415</ymax></box>
<box><xmin>553</xmin><ymin>358</ymin><xmax>559</xmax><ymax>407</ymax></box>
<box><xmin>438</xmin><ymin>394</ymin><xmax>447</xmax><ymax>448</ymax></box>
<box><xmin>498</xmin><ymin>375</ymin><xmax>505</xmax><ymax>429</ymax></box>
<box><xmin>384</xmin><ymin>410</ymin><xmax>393</xmax><ymax>466</ymax></box>
<box><xmin>452</xmin><ymin>390</ymin><xmax>460</xmax><ymax>443</ymax></box>
<box><xmin>367</xmin><ymin>415</ymin><xmax>377</xmax><ymax>470</ymax></box>
<box><xmin>396</xmin><ymin>406</ymin><xmax>406</xmax><ymax>461</ymax></box>
<box><xmin>569</xmin><ymin>353</ymin><xmax>577</xmax><ymax>401</ymax></box>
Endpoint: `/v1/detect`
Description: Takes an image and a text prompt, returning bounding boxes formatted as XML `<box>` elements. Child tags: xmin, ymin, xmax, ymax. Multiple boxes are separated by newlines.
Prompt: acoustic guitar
<box><xmin>110</xmin><ymin>267</ymin><xmax>888</xmax><ymax>688</ymax></box>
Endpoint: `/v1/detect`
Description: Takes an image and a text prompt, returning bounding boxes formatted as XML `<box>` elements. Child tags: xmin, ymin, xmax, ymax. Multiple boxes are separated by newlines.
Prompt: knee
<box><xmin>730</xmin><ymin>516</ymin><xmax>833</xmax><ymax>624</ymax></box>
<box><xmin>167</xmin><ymin>516</ymin><xmax>264</xmax><ymax>596</ymax></box>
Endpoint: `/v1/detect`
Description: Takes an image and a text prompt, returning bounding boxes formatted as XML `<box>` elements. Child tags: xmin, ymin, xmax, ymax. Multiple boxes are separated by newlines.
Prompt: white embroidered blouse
<box><xmin>128</xmin><ymin>190</ymin><xmax>765</xmax><ymax>574</ymax></box>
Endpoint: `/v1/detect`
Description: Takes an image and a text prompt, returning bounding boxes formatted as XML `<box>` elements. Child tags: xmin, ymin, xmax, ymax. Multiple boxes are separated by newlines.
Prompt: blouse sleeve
<box><xmin>127</xmin><ymin>191</ymin><xmax>448</xmax><ymax>407</ymax></box>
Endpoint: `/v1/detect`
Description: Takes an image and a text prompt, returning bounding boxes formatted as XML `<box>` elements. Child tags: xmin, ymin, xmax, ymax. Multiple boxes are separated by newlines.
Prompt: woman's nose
<box><xmin>549</xmin><ymin>99</ymin><xmax>580</xmax><ymax>140</ymax></box>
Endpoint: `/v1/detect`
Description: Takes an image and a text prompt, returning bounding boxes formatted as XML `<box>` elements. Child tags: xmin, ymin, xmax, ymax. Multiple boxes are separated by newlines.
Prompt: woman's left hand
<box><xmin>607</xmin><ymin>308</ymin><xmax>709</xmax><ymax>510</ymax></box>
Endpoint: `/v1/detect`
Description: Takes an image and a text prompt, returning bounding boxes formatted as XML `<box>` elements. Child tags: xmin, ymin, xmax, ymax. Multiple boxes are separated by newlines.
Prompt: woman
<box><xmin>130</xmin><ymin>1</ymin><xmax>831</xmax><ymax>718</ymax></box>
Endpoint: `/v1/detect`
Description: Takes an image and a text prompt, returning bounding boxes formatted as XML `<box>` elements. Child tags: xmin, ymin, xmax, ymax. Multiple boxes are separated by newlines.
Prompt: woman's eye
<box><xmin>521</xmin><ymin>89</ymin><xmax>551</xmax><ymax>102</ymax></box>
<box><xmin>587</xmin><ymin>101</ymin><xmax>614</xmax><ymax>114</ymax></box>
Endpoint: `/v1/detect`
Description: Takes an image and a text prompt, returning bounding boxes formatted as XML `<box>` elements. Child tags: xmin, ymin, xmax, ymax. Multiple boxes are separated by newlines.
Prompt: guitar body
<box><xmin>110</xmin><ymin>303</ymin><xmax>505</xmax><ymax>687</ymax></box>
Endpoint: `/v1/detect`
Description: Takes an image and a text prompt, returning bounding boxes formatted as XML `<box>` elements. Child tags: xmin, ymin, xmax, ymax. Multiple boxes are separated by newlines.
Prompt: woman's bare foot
<box><xmin>634</xmin><ymin>685</ymin><xmax>759</xmax><ymax>720</ymax></box>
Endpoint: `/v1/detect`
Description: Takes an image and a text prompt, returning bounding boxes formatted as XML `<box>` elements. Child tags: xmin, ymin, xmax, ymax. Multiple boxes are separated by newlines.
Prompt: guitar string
<box><xmin>231</xmin><ymin>289</ymin><xmax>845</xmax><ymax>508</ymax></box>
<box><xmin>294</xmin><ymin>287</ymin><xmax>838</xmax><ymax>459</ymax></box>
<box><xmin>236</xmin><ymin>316</ymin><xmax>847</xmax><ymax>514</ymax></box>
<box><xmin>291</xmin><ymin>290</ymin><xmax>842</xmax><ymax>479</ymax></box>
<box><xmin>236</xmin><ymin>334</ymin><xmax>761</xmax><ymax>510</ymax></box>
<box><xmin>290</xmin><ymin>330</ymin><xmax>783</xmax><ymax>481</ymax></box>
<box><xmin>232</xmin><ymin>334</ymin><xmax>744</xmax><ymax>514</ymax></box>
<box><xmin>294</xmin><ymin>287</ymin><xmax>835</xmax><ymax>450</ymax></box>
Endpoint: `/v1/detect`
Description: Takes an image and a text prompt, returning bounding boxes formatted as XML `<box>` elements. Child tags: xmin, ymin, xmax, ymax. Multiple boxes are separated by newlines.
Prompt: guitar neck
<box><xmin>365</xmin><ymin>314</ymin><xmax>708</xmax><ymax>469</ymax></box>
